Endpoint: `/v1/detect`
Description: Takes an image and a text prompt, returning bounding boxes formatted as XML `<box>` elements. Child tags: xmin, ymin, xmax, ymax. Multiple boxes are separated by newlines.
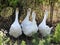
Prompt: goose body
<box><xmin>21</xmin><ymin>8</ymin><xmax>38</xmax><ymax>36</ymax></box>
<box><xmin>38</xmin><ymin>10</ymin><xmax>53</xmax><ymax>37</ymax></box>
<box><xmin>9</xmin><ymin>8</ymin><xmax>22</xmax><ymax>38</ymax></box>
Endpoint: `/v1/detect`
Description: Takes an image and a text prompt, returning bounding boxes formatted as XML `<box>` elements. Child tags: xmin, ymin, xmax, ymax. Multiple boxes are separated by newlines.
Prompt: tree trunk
<box><xmin>49</xmin><ymin>0</ymin><xmax>54</xmax><ymax>26</ymax></box>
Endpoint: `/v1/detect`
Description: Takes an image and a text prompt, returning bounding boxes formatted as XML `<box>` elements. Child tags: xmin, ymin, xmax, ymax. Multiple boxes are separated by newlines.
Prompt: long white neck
<box><xmin>42</xmin><ymin>10</ymin><xmax>48</xmax><ymax>24</ymax></box>
<box><xmin>15</xmin><ymin>11</ymin><xmax>18</xmax><ymax>22</ymax></box>
<box><xmin>32</xmin><ymin>12</ymin><xmax>36</xmax><ymax>23</ymax></box>
<box><xmin>24</xmin><ymin>11</ymin><xmax>31</xmax><ymax>21</ymax></box>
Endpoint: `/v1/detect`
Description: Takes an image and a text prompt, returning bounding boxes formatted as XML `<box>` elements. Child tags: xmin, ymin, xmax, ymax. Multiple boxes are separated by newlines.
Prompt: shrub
<box><xmin>8</xmin><ymin>0</ymin><xmax>19</xmax><ymax>7</ymax></box>
<box><xmin>53</xmin><ymin>23</ymin><xmax>60</xmax><ymax>43</ymax></box>
<box><xmin>21</xmin><ymin>40</ymin><xmax>26</xmax><ymax>45</ymax></box>
<box><xmin>38</xmin><ymin>36</ymin><xmax>51</xmax><ymax>45</ymax></box>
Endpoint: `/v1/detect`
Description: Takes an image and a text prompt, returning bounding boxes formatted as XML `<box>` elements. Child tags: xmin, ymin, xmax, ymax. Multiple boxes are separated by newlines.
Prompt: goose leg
<box><xmin>17</xmin><ymin>37</ymin><xmax>19</xmax><ymax>45</ymax></box>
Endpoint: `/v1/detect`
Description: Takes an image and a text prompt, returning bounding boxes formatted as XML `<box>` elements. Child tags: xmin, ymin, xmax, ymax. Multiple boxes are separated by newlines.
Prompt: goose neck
<box><xmin>25</xmin><ymin>11</ymin><xmax>30</xmax><ymax>20</ymax></box>
<box><xmin>32</xmin><ymin>17</ymin><xmax>35</xmax><ymax>22</ymax></box>
<box><xmin>15</xmin><ymin>12</ymin><xmax>18</xmax><ymax>22</ymax></box>
<box><xmin>43</xmin><ymin>12</ymin><xmax>48</xmax><ymax>22</ymax></box>
<box><xmin>32</xmin><ymin>15</ymin><xmax>36</xmax><ymax>23</ymax></box>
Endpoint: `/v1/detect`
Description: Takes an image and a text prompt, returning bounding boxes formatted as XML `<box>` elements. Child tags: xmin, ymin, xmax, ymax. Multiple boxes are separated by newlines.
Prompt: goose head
<box><xmin>27</xmin><ymin>8</ymin><xmax>31</xmax><ymax>13</ymax></box>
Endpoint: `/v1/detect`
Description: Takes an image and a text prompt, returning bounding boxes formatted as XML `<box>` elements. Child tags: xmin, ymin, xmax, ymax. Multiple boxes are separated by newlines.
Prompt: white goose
<box><xmin>21</xmin><ymin>8</ymin><xmax>38</xmax><ymax>36</ymax></box>
<box><xmin>38</xmin><ymin>10</ymin><xmax>53</xmax><ymax>37</ymax></box>
<box><xmin>31</xmin><ymin>11</ymin><xmax>38</xmax><ymax>34</ymax></box>
<box><xmin>9</xmin><ymin>8</ymin><xmax>22</xmax><ymax>38</ymax></box>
